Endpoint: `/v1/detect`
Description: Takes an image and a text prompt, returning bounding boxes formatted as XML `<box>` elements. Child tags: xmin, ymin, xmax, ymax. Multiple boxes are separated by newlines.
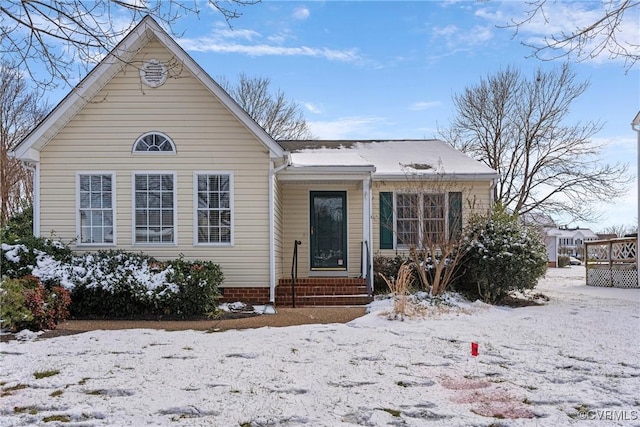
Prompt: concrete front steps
<box><xmin>276</xmin><ymin>277</ymin><xmax>372</xmax><ymax>307</ymax></box>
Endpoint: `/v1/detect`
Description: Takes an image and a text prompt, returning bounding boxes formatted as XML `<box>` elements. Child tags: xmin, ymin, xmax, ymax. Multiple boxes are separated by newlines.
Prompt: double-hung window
<box><xmin>134</xmin><ymin>173</ymin><xmax>175</xmax><ymax>244</ymax></box>
<box><xmin>380</xmin><ymin>191</ymin><xmax>461</xmax><ymax>249</ymax></box>
<box><xmin>396</xmin><ymin>194</ymin><xmax>419</xmax><ymax>246</ymax></box>
<box><xmin>422</xmin><ymin>194</ymin><xmax>446</xmax><ymax>243</ymax></box>
<box><xmin>396</xmin><ymin>193</ymin><xmax>446</xmax><ymax>246</ymax></box>
<box><xmin>195</xmin><ymin>173</ymin><xmax>233</xmax><ymax>245</ymax></box>
<box><xmin>77</xmin><ymin>173</ymin><xmax>115</xmax><ymax>245</ymax></box>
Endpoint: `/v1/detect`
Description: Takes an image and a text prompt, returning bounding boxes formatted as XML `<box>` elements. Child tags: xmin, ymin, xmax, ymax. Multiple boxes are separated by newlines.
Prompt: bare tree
<box><xmin>220</xmin><ymin>73</ymin><xmax>314</xmax><ymax>140</ymax></box>
<box><xmin>503</xmin><ymin>0</ymin><xmax>639</xmax><ymax>72</ymax></box>
<box><xmin>0</xmin><ymin>63</ymin><xmax>50</xmax><ymax>225</ymax></box>
<box><xmin>1</xmin><ymin>0</ymin><xmax>259</xmax><ymax>89</ymax></box>
<box><xmin>442</xmin><ymin>64</ymin><xmax>631</xmax><ymax>223</ymax></box>
<box><xmin>599</xmin><ymin>224</ymin><xmax>638</xmax><ymax>237</ymax></box>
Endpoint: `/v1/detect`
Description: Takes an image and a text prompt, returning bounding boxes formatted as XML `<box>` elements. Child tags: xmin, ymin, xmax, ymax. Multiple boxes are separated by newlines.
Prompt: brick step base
<box><xmin>276</xmin><ymin>285</ymin><xmax>369</xmax><ymax>296</ymax></box>
<box><xmin>276</xmin><ymin>294</ymin><xmax>373</xmax><ymax>307</ymax></box>
<box><xmin>221</xmin><ymin>279</ymin><xmax>373</xmax><ymax>307</ymax></box>
<box><xmin>276</xmin><ymin>278</ymin><xmax>371</xmax><ymax>307</ymax></box>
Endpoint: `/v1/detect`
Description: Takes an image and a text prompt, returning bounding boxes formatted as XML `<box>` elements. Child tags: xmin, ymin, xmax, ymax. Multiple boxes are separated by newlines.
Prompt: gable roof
<box><xmin>545</xmin><ymin>227</ymin><xmax>599</xmax><ymax>239</ymax></box>
<box><xmin>278</xmin><ymin>140</ymin><xmax>498</xmax><ymax>180</ymax></box>
<box><xmin>12</xmin><ymin>16</ymin><xmax>284</xmax><ymax>161</ymax></box>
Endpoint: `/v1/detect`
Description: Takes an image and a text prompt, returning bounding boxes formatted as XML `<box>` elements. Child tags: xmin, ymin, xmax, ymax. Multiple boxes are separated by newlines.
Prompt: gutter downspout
<box><xmin>631</xmin><ymin>112</ymin><xmax>640</xmax><ymax>278</ymax></box>
<box><xmin>367</xmin><ymin>171</ymin><xmax>374</xmax><ymax>294</ymax></box>
<box><xmin>269</xmin><ymin>153</ymin><xmax>291</xmax><ymax>305</ymax></box>
<box><xmin>489</xmin><ymin>176</ymin><xmax>498</xmax><ymax>208</ymax></box>
<box><xmin>20</xmin><ymin>160</ymin><xmax>40</xmax><ymax>237</ymax></box>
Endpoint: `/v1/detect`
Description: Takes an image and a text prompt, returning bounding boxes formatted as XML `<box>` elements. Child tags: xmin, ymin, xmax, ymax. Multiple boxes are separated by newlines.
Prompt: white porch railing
<box><xmin>585</xmin><ymin>237</ymin><xmax>638</xmax><ymax>288</ymax></box>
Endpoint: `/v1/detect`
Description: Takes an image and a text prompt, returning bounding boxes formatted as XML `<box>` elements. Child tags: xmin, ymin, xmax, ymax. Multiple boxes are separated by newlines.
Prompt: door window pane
<box><xmin>310</xmin><ymin>192</ymin><xmax>347</xmax><ymax>269</ymax></box>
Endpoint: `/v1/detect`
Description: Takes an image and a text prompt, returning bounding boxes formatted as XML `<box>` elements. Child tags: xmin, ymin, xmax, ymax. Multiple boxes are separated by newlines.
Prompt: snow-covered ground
<box><xmin>1</xmin><ymin>266</ymin><xmax>639</xmax><ymax>426</ymax></box>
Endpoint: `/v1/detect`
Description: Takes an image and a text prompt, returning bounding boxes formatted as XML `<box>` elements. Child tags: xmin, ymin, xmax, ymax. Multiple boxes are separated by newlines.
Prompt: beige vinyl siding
<box><xmin>372</xmin><ymin>180</ymin><xmax>493</xmax><ymax>257</ymax></box>
<box><xmin>280</xmin><ymin>182</ymin><xmax>363</xmax><ymax>278</ymax></box>
<box><xmin>38</xmin><ymin>38</ymin><xmax>272</xmax><ymax>288</ymax></box>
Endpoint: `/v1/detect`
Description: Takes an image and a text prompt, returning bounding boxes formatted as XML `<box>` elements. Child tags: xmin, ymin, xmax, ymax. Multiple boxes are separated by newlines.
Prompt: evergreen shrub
<box><xmin>1</xmin><ymin>241</ymin><xmax>223</xmax><ymax>319</ymax></box>
<box><xmin>456</xmin><ymin>206</ymin><xmax>548</xmax><ymax>304</ymax></box>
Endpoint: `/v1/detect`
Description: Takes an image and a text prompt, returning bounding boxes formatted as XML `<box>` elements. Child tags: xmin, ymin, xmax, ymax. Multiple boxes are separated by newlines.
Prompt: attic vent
<box><xmin>140</xmin><ymin>59</ymin><xmax>167</xmax><ymax>88</ymax></box>
<box><xmin>404</xmin><ymin>163</ymin><xmax>433</xmax><ymax>170</ymax></box>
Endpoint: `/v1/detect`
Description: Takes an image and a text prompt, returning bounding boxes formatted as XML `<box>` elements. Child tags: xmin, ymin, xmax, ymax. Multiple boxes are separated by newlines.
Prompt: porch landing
<box><xmin>276</xmin><ymin>277</ymin><xmax>372</xmax><ymax>307</ymax></box>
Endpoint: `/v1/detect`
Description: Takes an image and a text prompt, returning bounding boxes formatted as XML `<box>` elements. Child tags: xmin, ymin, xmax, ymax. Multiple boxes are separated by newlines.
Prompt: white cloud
<box><xmin>431</xmin><ymin>24</ymin><xmax>494</xmax><ymax>50</ymax></box>
<box><xmin>181</xmin><ymin>41</ymin><xmax>360</xmax><ymax>61</ymax></box>
<box><xmin>409</xmin><ymin>101</ymin><xmax>441</xmax><ymax>111</ymax></box>
<box><xmin>209</xmin><ymin>24</ymin><xmax>261</xmax><ymax>41</ymax></box>
<box><xmin>476</xmin><ymin>2</ymin><xmax>640</xmax><ymax>66</ymax></box>
<box><xmin>471</xmin><ymin>25</ymin><xmax>493</xmax><ymax>44</ymax></box>
<box><xmin>178</xmin><ymin>28</ymin><xmax>361</xmax><ymax>62</ymax></box>
<box><xmin>293</xmin><ymin>7</ymin><xmax>310</xmax><ymax>20</ymax></box>
<box><xmin>267</xmin><ymin>30</ymin><xmax>292</xmax><ymax>44</ymax></box>
<box><xmin>308</xmin><ymin>116</ymin><xmax>392</xmax><ymax>139</ymax></box>
<box><xmin>304</xmin><ymin>102</ymin><xmax>323</xmax><ymax>114</ymax></box>
<box><xmin>432</xmin><ymin>25</ymin><xmax>458</xmax><ymax>37</ymax></box>
<box><xmin>593</xmin><ymin>135</ymin><xmax>638</xmax><ymax>154</ymax></box>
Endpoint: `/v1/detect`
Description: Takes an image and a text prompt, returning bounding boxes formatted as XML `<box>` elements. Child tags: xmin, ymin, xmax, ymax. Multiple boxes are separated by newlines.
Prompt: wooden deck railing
<box><xmin>584</xmin><ymin>237</ymin><xmax>638</xmax><ymax>288</ymax></box>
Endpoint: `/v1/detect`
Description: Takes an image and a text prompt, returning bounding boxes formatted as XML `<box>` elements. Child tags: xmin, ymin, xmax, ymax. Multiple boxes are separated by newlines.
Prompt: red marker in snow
<box><xmin>471</xmin><ymin>342</ymin><xmax>479</xmax><ymax>357</ymax></box>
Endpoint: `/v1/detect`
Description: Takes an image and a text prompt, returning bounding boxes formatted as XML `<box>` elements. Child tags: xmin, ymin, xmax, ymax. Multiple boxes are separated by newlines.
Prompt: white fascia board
<box><xmin>278</xmin><ymin>165</ymin><xmax>376</xmax><ymax>181</ymax></box>
<box><xmin>10</xmin><ymin>148</ymin><xmax>40</xmax><ymax>162</ymax></box>
<box><xmin>373</xmin><ymin>172</ymin><xmax>499</xmax><ymax>181</ymax></box>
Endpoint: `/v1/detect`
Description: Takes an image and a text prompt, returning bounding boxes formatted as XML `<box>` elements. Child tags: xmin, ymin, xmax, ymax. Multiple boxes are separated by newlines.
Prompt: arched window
<box><xmin>133</xmin><ymin>132</ymin><xmax>176</xmax><ymax>153</ymax></box>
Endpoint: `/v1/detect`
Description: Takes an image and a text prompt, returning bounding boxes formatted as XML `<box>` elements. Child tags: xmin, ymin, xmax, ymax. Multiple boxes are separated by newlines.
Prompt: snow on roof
<box><xmin>280</xmin><ymin>140</ymin><xmax>497</xmax><ymax>180</ymax></box>
<box><xmin>545</xmin><ymin>227</ymin><xmax>599</xmax><ymax>239</ymax></box>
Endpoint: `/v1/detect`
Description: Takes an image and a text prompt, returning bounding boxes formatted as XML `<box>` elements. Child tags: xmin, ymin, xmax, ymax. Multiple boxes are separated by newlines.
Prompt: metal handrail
<box><xmin>291</xmin><ymin>240</ymin><xmax>301</xmax><ymax>307</ymax></box>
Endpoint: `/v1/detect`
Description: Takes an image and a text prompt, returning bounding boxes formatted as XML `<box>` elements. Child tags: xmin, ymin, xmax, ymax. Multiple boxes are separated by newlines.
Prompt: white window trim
<box><xmin>132</xmin><ymin>171</ymin><xmax>178</xmax><ymax>246</ymax></box>
<box><xmin>193</xmin><ymin>171</ymin><xmax>234</xmax><ymax>247</ymax></box>
<box><xmin>393</xmin><ymin>191</ymin><xmax>450</xmax><ymax>250</ymax></box>
<box><xmin>75</xmin><ymin>171</ymin><xmax>117</xmax><ymax>247</ymax></box>
<box><xmin>132</xmin><ymin>131</ymin><xmax>177</xmax><ymax>154</ymax></box>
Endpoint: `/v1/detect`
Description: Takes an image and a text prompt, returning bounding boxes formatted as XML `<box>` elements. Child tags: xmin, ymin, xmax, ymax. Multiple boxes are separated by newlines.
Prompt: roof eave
<box><xmin>373</xmin><ymin>172</ymin><xmax>499</xmax><ymax>181</ymax></box>
<box><xmin>283</xmin><ymin>165</ymin><xmax>376</xmax><ymax>174</ymax></box>
<box><xmin>278</xmin><ymin>165</ymin><xmax>375</xmax><ymax>181</ymax></box>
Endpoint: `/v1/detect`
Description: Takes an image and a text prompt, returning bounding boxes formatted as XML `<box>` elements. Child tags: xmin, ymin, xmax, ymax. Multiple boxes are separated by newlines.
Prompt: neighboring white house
<box><xmin>10</xmin><ymin>16</ymin><xmax>498</xmax><ymax>306</ymax></box>
<box><xmin>544</xmin><ymin>227</ymin><xmax>599</xmax><ymax>267</ymax></box>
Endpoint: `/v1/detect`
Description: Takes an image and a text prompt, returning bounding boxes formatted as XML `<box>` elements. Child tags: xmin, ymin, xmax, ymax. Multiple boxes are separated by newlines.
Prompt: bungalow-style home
<box><xmin>11</xmin><ymin>17</ymin><xmax>498</xmax><ymax>306</ymax></box>
<box><xmin>544</xmin><ymin>226</ymin><xmax>599</xmax><ymax>267</ymax></box>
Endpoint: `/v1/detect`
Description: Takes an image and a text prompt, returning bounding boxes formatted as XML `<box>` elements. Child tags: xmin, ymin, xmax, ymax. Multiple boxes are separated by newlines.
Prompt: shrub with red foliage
<box><xmin>21</xmin><ymin>276</ymin><xmax>71</xmax><ymax>330</ymax></box>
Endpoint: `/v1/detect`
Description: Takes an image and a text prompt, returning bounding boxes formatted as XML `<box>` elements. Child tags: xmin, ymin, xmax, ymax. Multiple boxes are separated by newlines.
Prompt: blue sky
<box><xmin>45</xmin><ymin>1</ymin><xmax>640</xmax><ymax>231</ymax></box>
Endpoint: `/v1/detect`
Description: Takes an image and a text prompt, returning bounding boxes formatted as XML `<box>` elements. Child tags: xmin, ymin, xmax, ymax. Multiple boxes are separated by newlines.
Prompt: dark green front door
<box><xmin>310</xmin><ymin>191</ymin><xmax>347</xmax><ymax>270</ymax></box>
